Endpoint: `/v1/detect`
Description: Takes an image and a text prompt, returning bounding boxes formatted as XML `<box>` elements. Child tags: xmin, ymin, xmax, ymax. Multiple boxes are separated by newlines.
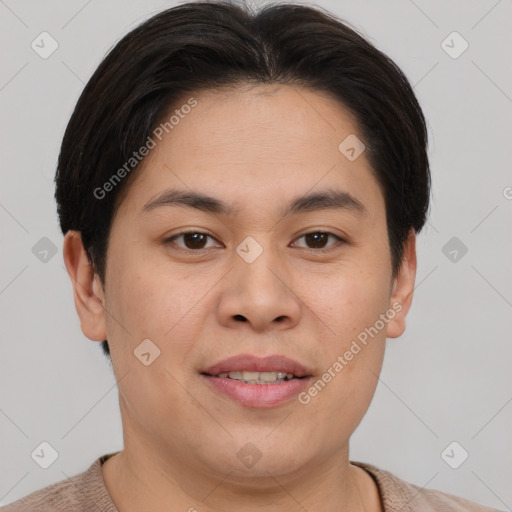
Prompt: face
<box><xmin>66</xmin><ymin>84</ymin><xmax>416</xmax><ymax>483</ymax></box>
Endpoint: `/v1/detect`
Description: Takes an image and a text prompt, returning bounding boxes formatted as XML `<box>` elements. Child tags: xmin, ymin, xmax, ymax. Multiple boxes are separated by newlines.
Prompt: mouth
<box><xmin>200</xmin><ymin>354</ymin><xmax>314</xmax><ymax>408</ymax></box>
<box><xmin>201</xmin><ymin>353</ymin><xmax>313</xmax><ymax>378</ymax></box>
<box><xmin>201</xmin><ymin>370</ymin><xmax>308</xmax><ymax>384</ymax></box>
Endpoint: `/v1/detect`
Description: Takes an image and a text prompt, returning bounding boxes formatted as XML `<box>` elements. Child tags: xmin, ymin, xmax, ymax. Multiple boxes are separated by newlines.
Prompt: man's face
<box><xmin>77</xmin><ymin>84</ymin><xmax>415</xmax><ymax>478</ymax></box>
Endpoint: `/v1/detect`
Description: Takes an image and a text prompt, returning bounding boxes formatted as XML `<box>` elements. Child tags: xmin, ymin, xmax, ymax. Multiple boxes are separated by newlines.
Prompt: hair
<box><xmin>55</xmin><ymin>0</ymin><xmax>431</xmax><ymax>359</ymax></box>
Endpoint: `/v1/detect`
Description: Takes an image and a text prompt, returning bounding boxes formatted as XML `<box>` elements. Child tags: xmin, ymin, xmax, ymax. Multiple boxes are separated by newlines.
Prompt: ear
<box><xmin>62</xmin><ymin>230</ymin><xmax>107</xmax><ymax>342</ymax></box>
<box><xmin>386</xmin><ymin>228</ymin><xmax>417</xmax><ymax>339</ymax></box>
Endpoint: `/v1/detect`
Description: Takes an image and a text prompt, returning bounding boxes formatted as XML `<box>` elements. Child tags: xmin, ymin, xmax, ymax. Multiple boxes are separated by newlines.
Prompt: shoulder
<box><xmin>1</xmin><ymin>454</ymin><xmax>117</xmax><ymax>512</ymax></box>
<box><xmin>1</xmin><ymin>472</ymin><xmax>84</xmax><ymax>512</ymax></box>
<box><xmin>352</xmin><ymin>460</ymin><xmax>503</xmax><ymax>512</ymax></box>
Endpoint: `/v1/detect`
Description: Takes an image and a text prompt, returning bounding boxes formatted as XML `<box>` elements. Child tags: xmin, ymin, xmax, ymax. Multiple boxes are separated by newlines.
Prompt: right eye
<box><xmin>164</xmin><ymin>231</ymin><xmax>223</xmax><ymax>253</ymax></box>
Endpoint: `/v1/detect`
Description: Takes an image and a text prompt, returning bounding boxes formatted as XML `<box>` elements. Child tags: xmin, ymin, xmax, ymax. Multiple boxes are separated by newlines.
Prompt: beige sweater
<box><xmin>1</xmin><ymin>452</ymin><xmax>502</xmax><ymax>511</ymax></box>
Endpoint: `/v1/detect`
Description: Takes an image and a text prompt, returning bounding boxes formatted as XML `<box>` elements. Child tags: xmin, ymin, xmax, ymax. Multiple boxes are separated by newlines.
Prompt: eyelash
<box><xmin>164</xmin><ymin>230</ymin><xmax>345</xmax><ymax>254</ymax></box>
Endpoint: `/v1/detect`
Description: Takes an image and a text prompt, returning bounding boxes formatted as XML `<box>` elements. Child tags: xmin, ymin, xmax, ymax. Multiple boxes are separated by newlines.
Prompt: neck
<box><xmin>101</xmin><ymin>438</ymin><xmax>381</xmax><ymax>512</ymax></box>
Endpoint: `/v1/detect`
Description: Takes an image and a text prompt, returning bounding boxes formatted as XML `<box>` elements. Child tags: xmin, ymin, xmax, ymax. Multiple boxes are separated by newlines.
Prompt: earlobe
<box><xmin>386</xmin><ymin>228</ymin><xmax>417</xmax><ymax>339</ymax></box>
<box><xmin>62</xmin><ymin>230</ymin><xmax>108</xmax><ymax>342</ymax></box>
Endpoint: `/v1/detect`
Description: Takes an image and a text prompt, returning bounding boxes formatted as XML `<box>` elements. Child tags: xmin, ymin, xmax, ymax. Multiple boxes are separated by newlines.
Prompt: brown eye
<box><xmin>293</xmin><ymin>232</ymin><xmax>343</xmax><ymax>251</ymax></box>
<box><xmin>305</xmin><ymin>233</ymin><xmax>329</xmax><ymax>249</ymax></box>
<box><xmin>166</xmin><ymin>232</ymin><xmax>221</xmax><ymax>252</ymax></box>
<box><xmin>182</xmin><ymin>233</ymin><xmax>207</xmax><ymax>249</ymax></box>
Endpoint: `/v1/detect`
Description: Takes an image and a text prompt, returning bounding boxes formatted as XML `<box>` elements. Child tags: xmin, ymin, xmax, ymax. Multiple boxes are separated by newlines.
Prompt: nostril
<box><xmin>234</xmin><ymin>315</ymin><xmax>247</xmax><ymax>322</ymax></box>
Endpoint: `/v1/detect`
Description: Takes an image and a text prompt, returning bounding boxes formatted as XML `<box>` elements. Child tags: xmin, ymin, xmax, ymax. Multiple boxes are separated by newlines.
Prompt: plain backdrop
<box><xmin>1</xmin><ymin>0</ymin><xmax>511</xmax><ymax>509</ymax></box>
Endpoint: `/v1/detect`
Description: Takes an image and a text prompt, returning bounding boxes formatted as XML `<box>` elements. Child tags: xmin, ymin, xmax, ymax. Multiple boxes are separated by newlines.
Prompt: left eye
<box><xmin>292</xmin><ymin>232</ymin><xmax>343</xmax><ymax>251</ymax></box>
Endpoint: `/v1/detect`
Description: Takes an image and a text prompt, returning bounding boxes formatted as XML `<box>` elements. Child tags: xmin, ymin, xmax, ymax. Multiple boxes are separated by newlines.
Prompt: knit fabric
<box><xmin>1</xmin><ymin>453</ymin><xmax>502</xmax><ymax>511</ymax></box>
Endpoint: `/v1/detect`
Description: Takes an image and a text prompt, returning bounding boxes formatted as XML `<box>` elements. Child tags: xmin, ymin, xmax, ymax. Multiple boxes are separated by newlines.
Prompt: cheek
<box><xmin>104</xmin><ymin>260</ymin><xmax>202</xmax><ymax>409</ymax></box>
<box><xmin>298</xmin><ymin>272</ymin><xmax>388</xmax><ymax>431</ymax></box>
<box><xmin>106</xmin><ymin>248</ymin><xmax>185</xmax><ymax>331</ymax></box>
<box><xmin>303</xmin><ymin>262</ymin><xmax>391</xmax><ymax>339</ymax></box>
<box><xmin>104</xmin><ymin>251</ymin><xmax>211</xmax><ymax>377</ymax></box>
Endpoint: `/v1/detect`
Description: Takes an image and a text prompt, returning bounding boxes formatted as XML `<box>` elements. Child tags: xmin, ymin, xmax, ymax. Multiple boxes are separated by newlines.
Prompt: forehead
<box><xmin>170</xmin><ymin>84</ymin><xmax>364</xmax><ymax>162</ymax></box>
<box><xmin>117</xmin><ymin>84</ymin><xmax>384</xmax><ymax>220</ymax></box>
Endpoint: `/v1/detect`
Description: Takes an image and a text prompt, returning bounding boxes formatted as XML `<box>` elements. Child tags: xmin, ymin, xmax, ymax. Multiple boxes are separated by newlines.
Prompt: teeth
<box><xmin>216</xmin><ymin>371</ymin><xmax>296</xmax><ymax>383</ymax></box>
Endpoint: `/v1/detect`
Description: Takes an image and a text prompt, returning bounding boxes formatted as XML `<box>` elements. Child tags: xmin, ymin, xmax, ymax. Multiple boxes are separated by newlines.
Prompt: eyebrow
<box><xmin>142</xmin><ymin>187</ymin><xmax>367</xmax><ymax>218</ymax></box>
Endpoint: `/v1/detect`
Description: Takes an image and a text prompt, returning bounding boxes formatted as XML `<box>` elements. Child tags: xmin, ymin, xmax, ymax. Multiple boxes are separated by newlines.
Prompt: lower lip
<box><xmin>201</xmin><ymin>375</ymin><xmax>312</xmax><ymax>408</ymax></box>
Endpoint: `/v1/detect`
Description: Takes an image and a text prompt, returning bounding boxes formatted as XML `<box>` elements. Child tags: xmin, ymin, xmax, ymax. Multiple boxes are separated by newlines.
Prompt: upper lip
<box><xmin>202</xmin><ymin>354</ymin><xmax>313</xmax><ymax>377</ymax></box>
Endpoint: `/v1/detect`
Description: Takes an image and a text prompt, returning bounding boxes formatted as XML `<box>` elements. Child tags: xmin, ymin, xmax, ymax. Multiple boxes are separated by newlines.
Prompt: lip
<box><xmin>200</xmin><ymin>354</ymin><xmax>314</xmax><ymax>408</ymax></box>
<box><xmin>201</xmin><ymin>354</ymin><xmax>313</xmax><ymax>377</ymax></box>
<box><xmin>201</xmin><ymin>374</ymin><xmax>313</xmax><ymax>408</ymax></box>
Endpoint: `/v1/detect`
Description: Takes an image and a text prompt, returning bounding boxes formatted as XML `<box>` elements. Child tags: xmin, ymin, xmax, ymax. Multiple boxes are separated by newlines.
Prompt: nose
<box><xmin>216</xmin><ymin>246</ymin><xmax>302</xmax><ymax>333</ymax></box>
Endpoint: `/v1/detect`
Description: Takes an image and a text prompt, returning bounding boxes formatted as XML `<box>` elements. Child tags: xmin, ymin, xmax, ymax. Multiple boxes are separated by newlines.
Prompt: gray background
<box><xmin>1</xmin><ymin>0</ymin><xmax>511</xmax><ymax>509</ymax></box>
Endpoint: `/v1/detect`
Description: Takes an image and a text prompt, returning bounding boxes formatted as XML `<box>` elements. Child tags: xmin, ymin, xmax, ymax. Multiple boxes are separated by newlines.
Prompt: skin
<box><xmin>63</xmin><ymin>84</ymin><xmax>416</xmax><ymax>512</ymax></box>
